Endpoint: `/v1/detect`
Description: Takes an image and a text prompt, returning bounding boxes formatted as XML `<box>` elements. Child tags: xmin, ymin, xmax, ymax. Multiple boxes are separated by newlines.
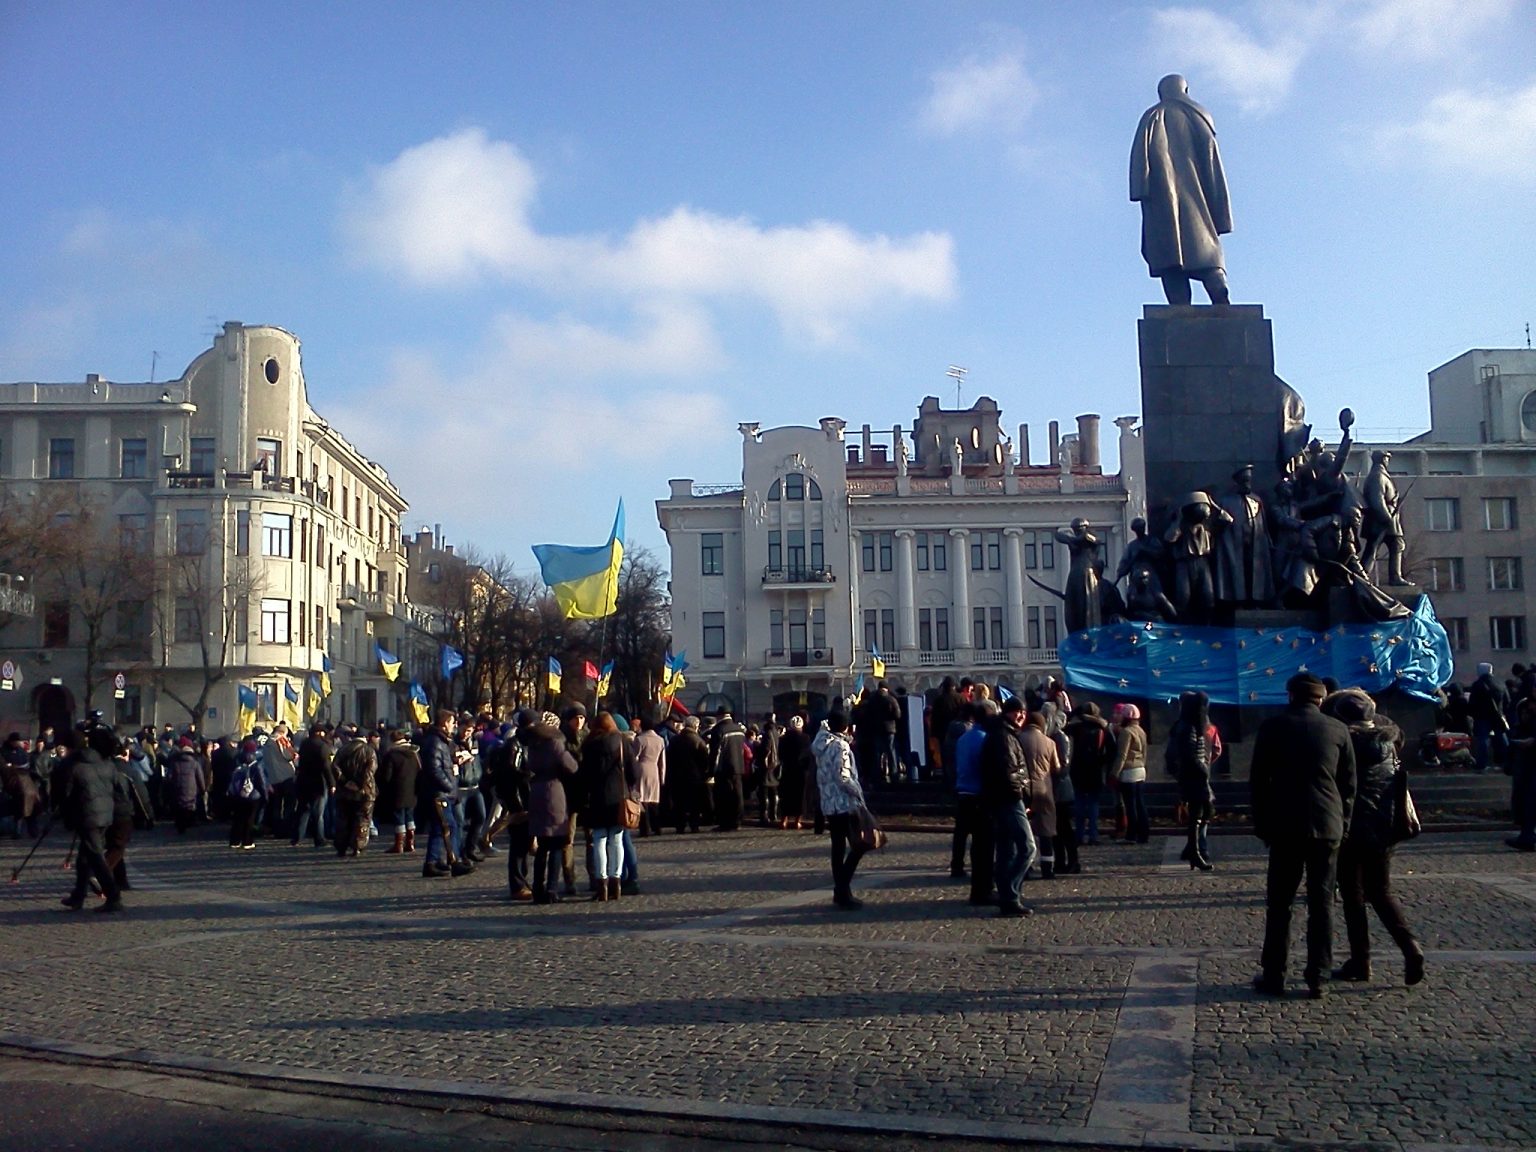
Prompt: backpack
<box><xmin>228</xmin><ymin>762</ymin><xmax>255</xmax><ymax>800</ymax></box>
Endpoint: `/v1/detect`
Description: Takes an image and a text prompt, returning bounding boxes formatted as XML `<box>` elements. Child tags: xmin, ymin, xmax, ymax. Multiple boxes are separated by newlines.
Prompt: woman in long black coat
<box><xmin>1168</xmin><ymin>691</ymin><xmax>1215</xmax><ymax>871</ymax></box>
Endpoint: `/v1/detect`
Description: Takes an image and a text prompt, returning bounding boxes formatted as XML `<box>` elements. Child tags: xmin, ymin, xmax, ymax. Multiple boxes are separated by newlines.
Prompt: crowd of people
<box><xmin>7</xmin><ymin>658</ymin><xmax>1532</xmax><ymax>999</ymax></box>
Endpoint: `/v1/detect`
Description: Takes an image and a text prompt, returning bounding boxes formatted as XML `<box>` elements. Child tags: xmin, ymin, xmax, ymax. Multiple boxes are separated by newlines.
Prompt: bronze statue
<box><xmin>1164</xmin><ymin>492</ymin><xmax>1231</xmax><ymax>624</ymax></box>
<box><xmin>1213</xmin><ymin>464</ymin><xmax>1275</xmax><ymax>605</ymax></box>
<box><xmin>1130</xmin><ymin>75</ymin><xmax>1232</xmax><ymax>306</ymax></box>
<box><xmin>1362</xmin><ymin>449</ymin><xmax>1412</xmax><ymax>587</ymax></box>
<box><xmin>1056</xmin><ymin>517</ymin><xmax>1102</xmax><ymax>633</ymax></box>
<box><xmin>1124</xmin><ymin>568</ymin><xmax>1177</xmax><ymax>622</ymax></box>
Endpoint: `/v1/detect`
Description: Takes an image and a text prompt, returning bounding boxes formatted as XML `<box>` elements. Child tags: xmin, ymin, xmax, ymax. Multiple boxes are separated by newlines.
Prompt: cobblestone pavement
<box><xmin>0</xmin><ymin>821</ymin><xmax>1531</xmax><ymax>1150</ymax></box>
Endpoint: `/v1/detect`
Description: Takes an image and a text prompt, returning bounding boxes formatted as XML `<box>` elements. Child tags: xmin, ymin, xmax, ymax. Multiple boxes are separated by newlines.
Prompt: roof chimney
<box><xmin>1076</xmin><ymin>414</ymin><xmax>1101</xmax><ymax>469</ymax></box>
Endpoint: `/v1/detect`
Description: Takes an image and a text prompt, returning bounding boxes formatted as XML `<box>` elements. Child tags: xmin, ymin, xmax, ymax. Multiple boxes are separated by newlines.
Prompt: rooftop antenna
<box><xmin>1526</xmin><ymin>323</ymin><xmax>1531</xmax><ymax>349</ymax></box>
<box><xmin>150</xmin><ymin>351</ymin><xmax>160</xmax><ymax>384</ymax></box>
<box><xmin>946</xmin><ymin>364</ymin><xmax>968</xmax><ymax>409</ymax></box>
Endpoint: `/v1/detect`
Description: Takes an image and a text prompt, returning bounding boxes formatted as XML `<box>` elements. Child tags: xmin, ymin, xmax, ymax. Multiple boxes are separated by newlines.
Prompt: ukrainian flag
<box><xmin>319</xmin><ymin>654</ymin><xmax>333</xmax><ymax>699</ymax></box>
<box><xmin>532</xmin><ymin>501</ymin><xmax>624</xmax><ymax>620</ymax></box>
<box><xmin>236</xmin><ymin>684</ymin><xmax>257</xmax><ymax>736</ymax></box>
<box><xmin>282</xmin><ymin>682</ymin><xmax>302</xmax><ymax>729</ymax></box>
<box><xmin>408</xmin><ymin>681</ymin><xmax>430</xmax><ymax>726</ymax></box>
<box><xmin>547</xmin><ymin>657</ymin><xmax>562</xmax><ymax>694</ymax></box>
<box><xmin>870</xmin><ymin>645</ymin><xmax>886</xmax><ymax>680</ymax></box>
<box><xmin>377</xmin><ymin>644</ymin><xmax>402</xmax><ymax>682</ymax></box>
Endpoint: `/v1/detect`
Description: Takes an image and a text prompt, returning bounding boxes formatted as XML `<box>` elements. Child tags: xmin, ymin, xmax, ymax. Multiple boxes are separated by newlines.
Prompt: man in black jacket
<box><xmin>417</xmin><ymin>710</ymin><xmax>472</xmax><ymax>878</ymax></box>
<box><xmin>1250</xmin><ymin>673</ymin><xmax>1356</xmax><ymax>998</ymax></box>
<box><xmin>709</xmin><ymin>706</ymin><xmax>747</xmax><ymax>831</ymax></box>
<box><xmin>980</xmin><ymin>697</ymin><xmax>1038</xmax><ymax>917</ymax></box>
<box><xmin>291</xmin><ymin>724</ymin><xmax>335</xmax><ymax>847</ymax></box>
<box><xmin>62</xmin><ymin>727</ymin><xmax>123</xmax><ymax>913</ymax></box>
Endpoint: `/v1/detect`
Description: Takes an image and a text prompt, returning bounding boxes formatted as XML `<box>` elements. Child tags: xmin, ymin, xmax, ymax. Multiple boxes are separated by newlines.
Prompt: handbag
<box><xmin>620</xmin><ymin>796</ymin><xmax>643</xmax><ymax>831</ymax></box>
<box><xmin>1390</xmin><ymin>769</ymin><xmax>1421</xmax><ymax>843</ymax></box>
<box><xmin>852</xmin><ymin>804</ymin><xmax>887</xmax><ymax>851</ymax></box>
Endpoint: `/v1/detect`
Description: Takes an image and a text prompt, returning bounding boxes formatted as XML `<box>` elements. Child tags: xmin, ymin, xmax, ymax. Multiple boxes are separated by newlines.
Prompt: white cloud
<box><xmin>489</xmin><ymin>303</ymin><xmax>725</xmax><ymax>379</ymax></box>
<box><xmin>1352</xmin><ymin>0</ymin><xmax>1514</xmax><ymax>60</ymax></box>
<box><xmin>342</xmin><ymin>128</ymin><xmax>955</xmax><ymax>345</ymax></box>
<box><xmin>1148</xmin><ymin>7</ymin><xmax>1312</xmax><ymax>114</ymax></box>
<box><xmin>918</xmin><ymin>49</ymin><xmax>1037</xmax><ymax>136</ymax></box>
<box><xmin>327</xmin><ymin>333</ymin><xmax>729</xmax><ymax>553</ymax></box>
<box><xmin>1375</xmin><ymin>79</ymin><xmax>1536</xmax><ymax>176</ymax></box>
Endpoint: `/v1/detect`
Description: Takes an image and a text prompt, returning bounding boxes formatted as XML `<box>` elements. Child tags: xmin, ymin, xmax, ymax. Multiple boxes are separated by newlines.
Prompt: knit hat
<box><xmin>1477</xmin><ymin>662</ymin><xmax>1495</xmax><ymax>678</ymax></box>
<box><xmin>1287</xmin><ymin>672</ymin><xmax>1327</xmax><ymax>702</ymax></box>
<box><xmin>683</xmin><ymin>716</ymin><xmax>700</xmax><ymax>730</ymax></box>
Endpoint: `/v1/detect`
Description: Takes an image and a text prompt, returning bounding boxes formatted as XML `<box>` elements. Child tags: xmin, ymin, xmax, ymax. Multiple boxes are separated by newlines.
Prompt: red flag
<box><xmin>583</xmin><ymin>660</ymin><xmax>600</xmax><ymax>681</ymax></box>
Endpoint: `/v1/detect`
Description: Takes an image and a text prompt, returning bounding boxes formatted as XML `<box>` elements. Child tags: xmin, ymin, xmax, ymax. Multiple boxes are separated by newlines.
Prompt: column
<box><xmin>847</xmin><ymin>530</ymin><xmax>863</xmax><ymax>664</ymax></box>
<box><xmin>949</xmin><ymin>528</ymin><xmax>973</xmax><ymax>657</ymax></box>
<box><xmin>1004</xmin><ymin>528</ymin><xmax>1027</xmax><ymax>652</ymax></box>
<box><xmin>895</xmin><ymin>529</ymin><xmax>917</xmax><ymax>662</ymax></box>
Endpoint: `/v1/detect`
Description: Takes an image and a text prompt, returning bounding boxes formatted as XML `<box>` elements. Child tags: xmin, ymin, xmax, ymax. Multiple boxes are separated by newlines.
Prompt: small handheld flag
<box><xmin>870</xmin><ymin>645</ymin><xmax>886</xmax><ymax>680</ymax></box>
<box><xmin>547</xmin><ymin>657</ymin><xmax>562</xmax><ymax>694</ymax></box>
<box><xmin>408</xmin><ymin>681</ymin><xmax>430</xmax><ymax>726</ymax></box>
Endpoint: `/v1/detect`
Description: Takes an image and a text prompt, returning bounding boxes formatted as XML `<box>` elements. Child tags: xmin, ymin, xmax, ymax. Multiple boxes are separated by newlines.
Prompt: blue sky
<box><xmin>3</xmin><ymin>1</ymin><xmax>1534</xmax><ymax>568</ymax></box>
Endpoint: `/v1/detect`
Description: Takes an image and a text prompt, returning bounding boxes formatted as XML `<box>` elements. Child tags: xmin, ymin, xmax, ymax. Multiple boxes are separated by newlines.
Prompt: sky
<box><xmin>3</xmin><ymin>0</ymin><xmax>1535</xmax><ymax>572</ymax></box>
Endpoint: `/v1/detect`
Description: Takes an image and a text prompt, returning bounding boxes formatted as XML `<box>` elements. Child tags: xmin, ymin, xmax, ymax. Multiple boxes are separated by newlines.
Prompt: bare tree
<box><xmin>605</xmin><ymin>543</ymin><xmax>671</xmax><ymax>721</ymax></box>
<box><xmin>150</xmin><ymin>515</ymin><xmax>264</xmax><ymax>730</ymax></box>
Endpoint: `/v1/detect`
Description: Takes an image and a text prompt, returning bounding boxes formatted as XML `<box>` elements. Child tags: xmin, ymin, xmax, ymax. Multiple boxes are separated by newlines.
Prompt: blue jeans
<box><xmin>620</xmin><ymin>827</ymin><xmax>638</xmax><ymax>882</ymax></box>
<box><xmin>589</xmin><ymin>826</ymin><xmax>625</xmax><ymax>880</ymax></box>
<box><xmin>1122</xmin><ymin>780</ymin><xmax>1149</xmax><ymax>842</ymax></box>
<box><xmin>1473</xmin><ymin>719</ymin><xmax>1507</xmax><ymax>772</ymax></box>
<box><xmin>1073</xmin><ymin>790</ymin><xmax>1101</xmax><ymax>844</ymax></box>
<box><xmin>291</xmin><ymin>795</ymin><xmax>326</xmax><ymax>845</ymax></box>
<box><xmin>992</xmin><ymin>800</ymin><xmax>1038</xmax><ymax>908</ymax></box>
<box><xmin>391</xmin><ymin>806</ymin><xmax>415</xmax><ymax>834</ymax></box>
<box><xmin>425</xmin><ymin>802</ymin><xmax>460</xmax><ymax>865</ymax></box>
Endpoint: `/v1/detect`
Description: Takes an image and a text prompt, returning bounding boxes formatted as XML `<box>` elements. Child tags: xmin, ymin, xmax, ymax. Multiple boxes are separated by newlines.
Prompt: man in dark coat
<box><xmin>416</xmin><ymin>710</ymin><xmax>472</xmax><ymax>878</ymax></box>
<box><xmin>291</xmin><ymin>723</ymin><xmax>335</xmax><ymax>847</ymax></box>
<box><xmin>1250</xmin><ymin>673</ymin><xmax>1356</xmax><ymax>998</ymax></box>
<box><xmin>669</xmin><ymin>717</ymin><xmax>710</xmax><ymax>834</ymax></box>
<box><xmin>62</xmin><ymin>727</ymin><xmax>123</xmax><ymax>912</ymax></box>
<box><xmin>376</xmin><ymin>729</ymin><xmax>421</xmax><ymax>853</ymax></box>
<box><xmin>708</xmin><ymin>706</ymin><xmax>747</xmax><ymax>831</ymax></box>
<box><xmin>980</xmin><ymin>696</ymin><xmax>1038</xmax><ymax>917</ymax></box>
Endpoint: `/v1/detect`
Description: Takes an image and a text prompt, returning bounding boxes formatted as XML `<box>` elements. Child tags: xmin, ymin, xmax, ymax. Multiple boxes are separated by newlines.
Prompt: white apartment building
<box><xmin>1356</xmin><ymin>348</ymin><xmax>1536</xmax><ymax>679</ymax></box>
<box><xmin>0</xmin><ymin>322</ymin><xmax>412</xmax><ymax>733</ymax></box>
<box><xmin>657</xmin><ymin>396</ymin><xmax>1143</xmax><ymax>718</ymax></box>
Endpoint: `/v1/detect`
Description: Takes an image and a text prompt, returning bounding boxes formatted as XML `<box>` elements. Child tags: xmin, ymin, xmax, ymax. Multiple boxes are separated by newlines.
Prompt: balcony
<box><xmin>165</xmin><ymin>472</ymin><xmax>216</xmax><ymax>489</ymax></box>
<box><xmin>761</xmin><ymin>565</ymin><xmax>837</xmax><ymax>588</ymax></box>
<box><xmin>918</xmin><ymin>651</ymin><xmax>956</xmax><ymax>667</ymax></box>
<box><xmin>975</xmin><ymin>649</ymin><xmax>1012</xmax><ymax>665</ymax></box>
<box><xmin>341</xmin><ymin>583</ymin><xmax>387</xmax><ymax>615</ymax></box>
<box><xmin>763</xmin><ymin>647</ymin><xmax>836</xmax><ymax>668</ymax></box>
<box><xmin>1026</xmin><ymin>647</ymin><xmax>1060</xmax><ymax>665</ymax></box>
<box><xmin>261</xmin><ymin>473</ymin><xmax>296</xmax><ymax>494</ymax></box>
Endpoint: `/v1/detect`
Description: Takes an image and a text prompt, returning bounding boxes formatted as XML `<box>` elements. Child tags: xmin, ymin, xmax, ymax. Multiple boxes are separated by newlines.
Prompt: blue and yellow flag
<box><xmin>408</xmin><ymin>681</ymin><xmax>430</xmax><ymax>726</ymax></box>
<box><xmin>319</xmin><ymin>654</ymin><xmax>333</xmax><ymax>699</ymax></box>
<box><xmin>282</xmin><ymin>682</ymin><xmax>302</xmax><ymax>729</ymax></box>
<box><xmin>305</xmin><ymin>673</ymin><xmax>323</xmax><ymax>719</ymax></box>
<box><xmin>870</xmin><ymin>645</ymin><xmax>886</xmax><ymax>680</ymax></box>
<box><xmin>596</xmin><ymin>659</ymin><xmax>614</xmax><ymax>699</ymax></box>
<box><xmin>377</xmin><ymin>644</ymin><xmax>401</xmax><ymax>682</ymax></box>
<box><xmin>236</xmin><ymin>684</ymin><xmax>257</xmax><ymax>736</ymax></box>
<box><xmin>531</xmin><ymin>501</ymin><xmax>625</xmax><ymax>620</ymax></box>
<box><xmin>850</xmin><ymin>673</ymin><xmax>866</xmax><ymax>703</ymax></box>
<box><xmin>547</xmin><ymin>657</ymin><xmax>562</xmax><ymax>694</ymax></box>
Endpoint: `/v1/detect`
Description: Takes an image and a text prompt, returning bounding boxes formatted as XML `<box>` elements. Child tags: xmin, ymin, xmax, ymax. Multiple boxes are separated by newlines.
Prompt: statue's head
<box><xmin>1372</xmin><ymin>449</ymin><xmax>1391</xmax><ymax>466</ymax></box>
<box><xmin>1232</xmin><ymin>463</ymin><xmax>1254</xmax><ymax>492</ymax></box>
<box><xmin>1133</xmin><ymin>569</ymin><xmax>1152</xmax><ymax>590</ymax></box>
<box><xmin>1157</xmin><ymin>74</ymin><xmax>1188</xmax><ymax>101</ymax></box>
<box><xmin>1071</xmin><ymin>516</ymin><xmax>1090</xmax><ymax>535</ymax></box>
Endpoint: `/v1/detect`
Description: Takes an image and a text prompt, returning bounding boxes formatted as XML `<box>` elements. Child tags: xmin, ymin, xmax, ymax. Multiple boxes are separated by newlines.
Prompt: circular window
<box><xmin>264</xmin><ymin>357</ymin><xmax>280</xmax><ymax>384</ymax></box>
<box><xmin>1521</xmin><ymin>391</ymin><xmax>1536</xmax><ymax>435</ymax></box>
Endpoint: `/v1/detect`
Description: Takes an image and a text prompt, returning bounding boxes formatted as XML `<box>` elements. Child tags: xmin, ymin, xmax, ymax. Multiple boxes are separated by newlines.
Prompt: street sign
<box><xmin>0</xmin><ymin>660</ymin><xmax>14</xmax><ymax>681</ymax></box>
<box><xmin>113</xmin><ymin>673</ymin><xmax>127</xmax><ymax>691</ymax></box>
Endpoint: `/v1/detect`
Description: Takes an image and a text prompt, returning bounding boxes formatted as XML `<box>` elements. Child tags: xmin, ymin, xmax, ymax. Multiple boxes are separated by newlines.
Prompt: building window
<box><xmin>970</xmin><ymin>534</ymin><xmax>984</xmax><ymax>571</ymax></box>
<box><xmin>990</xmin><ymin>607</ymin><xmax>1005</xmax><ymax>650</ymax></box>
<box><xmin>314</xmin><ymin>522</ymin><xmax>325</xmax><ymax>568</ymax></box>
<box><xmin>260</xmin><ymin>598</ymin><xmax>291</xmax><ymax>644</ymax></box>
<box><xmin>1484</xmin><ymin>497</ymin><xmax>1517</xmax><ymax>531</ymax></box>
<box><xmin>769</xmin><ymin>608</ymin><xmax>784</xmax><ymax>653</ymax></box>
<box><xmin>918</xmin><ymin>609</ymin><xmax>932</xmax><ymax>651</ymax></box>
<box><xmin>810</xmin><ymin>529</ymin><xmax>824</xmax><ymax>570</ymax></box>
<box><xmin>174</xmin><ymin>597</ymin><xmax>198</xmax><ymax>643</ymax></box>
<box><xmin>1442</xmin><ymin>616</ymin><xmax>1469</xmax><ymax>652</ymax></box>
<box><xmin>860</xmin><ymin>535</ymin><xmax>874</xmax><ymax>572</ymax></box>
<box><xmin>299</xmin><ymin>518</ymin><xmax>308</xmax><ymax>563</ymax></box>
<box><xmin>1425</xmin><ymin>497</ymin><xmax>1460</xmax><ymax>532</ymax></box>
<box><xmin>341</xmin><ymin>486</ymin><xmax>350</xmax><ymax>523</ymax></box>
<box><xmin>175</xmin><ymin>508</ymin><xmax>208</xmax><ymax>554</ymax></box>
<box><xmin>234</xmin><ymin>599</ymin><xmax>248</xmax><ymax>642</ymax></box>
<box><xmin>43</xmin><ymin>602</ymin><xmax>70</xmax><ymax>647</ymax></box>
<box><xmin>972</xmin><ymin>607</ymin><xmax>987</xmax><ymax>649</ymax></box>
<box><xmin>880</xmin><ymin>609</ymin><xmax>895</xmax><ymax>654</ymax></box>
<box><xmin>701</xmin><ymin>532</ymin><xmax>723</xmax><ymax>575</ymax></box>
<box><xmin>234</xmin><ymin>509</ymin><xmax>250</xmax><ymax>556</ymax></box>
<box><xmin>1044</xmin><ymin>605</ymin><xmax>1059</xmax><ymax>648</ymax></box>
<box><xmin>255</xmin><ymin>683</ymin><xmax>278</xmax><ymax>722</ymax></box>
<box><xmin>118</xmin><ymin>513</ymin><xmax>147</xmax><ymax>552</ymax></box>
<box><xmin>115</xmin><ymin>599</ymin><xmax>147</xmax><ymax>644</ymax></box>
<box><xmin>120</xmin><ymin>438</ymin><xmax>147</xmax><ymax>479</ymax></box>
<box><xmin>787</xmin><ymin>529</ymin><xmax>806</xmax><ymax>571</ymax></box>
<box><xmin>297</xmin><ymin>599</ymin><xmax>307</xmax><ymax>647</ymax></box>
<box><xmin>768</xmin><ymin>479</ymin><xmax>781</xmax><ymax>501</ymax></box>
<box><xmin>315</xmin><ymin>605</ymin><xmax>325</xmax><ymax>649</ymax></box>
<box><xmin>812</xmin><ymin>607</ymin><xmax>826</xmax><ymax>649</ymax></box>
<box><xmin>986</xmin><ymin>531</ymin><xmax>1002</xmax><ymax>570</ymax></box>
<box><xmin>1423</xmin><ymin>556</ymin><xmax>1463</xmax><ymax>592</ymax></box>
<box><xmin>863</xmin><ymin>609</ymin><xmax>877</xmax><ymax>654</ymax></box>
<box><xmin>255</xmin><ymin>438</ymin><xmax>282</xmax><ymax>475</ymax></box>
<box><xmin>788</xmin><ymin>608</ymin><xmax>807</xmax><ymax>652</ymax></box>
<box><xmin>785</xmin><ymin>473</ymin><xmax>805</xmax><ymax>501</ymax></box>
<box><xmin>702</xmin><ymin>611</ymin><xmax>725</xmax><ymax>659</ymax></box>
<box><xmin>1028</xmin><ymin>605</ymin><xmax>1060</xmax><ymax>650</ymax></box>
<box><xmin>936</xmin><ymin>607</ymin><xmax>949</xmax><ymax>650</ymax></box>
<box><xmin>768</xmin><ymin>531</ymin><xmax>782</xmax><ymax>571</ymax></box>
<box><xmin>878</xmin><ymin>533</ymin><xmax>893</xmax><ymax>572</ymax></box>
<box><xmin>1023</xmin><ymin>531</ymin><xmax>1038</xmax><ymax>569</ymax></box>
<box><xmin>932</xmin><ymin>532</ymin><xmax>947</xmax><ymax>571</ymax></box>
<box><xmin>188</xmin><ymin>437</ymin><xmax>215</xmax><ymax>475</ymax></box>
<box><xmin>1491</xmin><ymin>615</ymin><xmax>1526</xmax><ymax>651</ymax></box>
<box><xmin>916</xmin><ymin>535</ymin><xmax>928</xmax><ymax>571</ymax></box>
<box><xmin>1489</xmin><ymin>556</ymin><xmax>1523</xmax><ymax>591</ymax></box>
<box><xmin>48</xmin><ymin>438</ymin><xmax>74</xmax><ymax>479</ymax></box>
<box><xmin>262</xmin><ymin>512</ymin><xmax>293</xmax><ymax>558</ymax></box>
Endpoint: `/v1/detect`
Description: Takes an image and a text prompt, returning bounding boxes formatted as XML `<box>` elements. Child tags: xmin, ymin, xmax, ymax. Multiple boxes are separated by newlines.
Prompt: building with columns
<box><xmin>656</xmin><ymin>396</ymin><xmax>1143</xmax><ymax>719</ymax></box>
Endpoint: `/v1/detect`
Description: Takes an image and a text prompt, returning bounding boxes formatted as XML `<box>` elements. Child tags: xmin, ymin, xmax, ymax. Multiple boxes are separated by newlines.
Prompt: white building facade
<box><xmin>657</xmin><ymin>397</ymin><xmax>1142</xmax><ymax>718</ymax></box>
<box><xmin>0</xmin><ymin>322</ymin><xmax>414</xmax><ymax>734</ymax></box>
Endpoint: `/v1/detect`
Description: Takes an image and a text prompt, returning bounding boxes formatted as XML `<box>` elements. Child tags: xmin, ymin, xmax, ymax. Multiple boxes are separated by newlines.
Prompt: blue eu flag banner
<box><xmin>441</xmin><ymin>645</ymin><xmax>464</xmax><ymax>680</ymax></box>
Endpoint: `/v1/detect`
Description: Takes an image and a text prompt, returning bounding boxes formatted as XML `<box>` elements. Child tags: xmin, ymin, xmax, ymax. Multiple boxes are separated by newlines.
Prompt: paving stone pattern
<box><xmin>0</xmin><ymin>823</ymin><xmax>1531</xmax><ymax>1149</ymax></box>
